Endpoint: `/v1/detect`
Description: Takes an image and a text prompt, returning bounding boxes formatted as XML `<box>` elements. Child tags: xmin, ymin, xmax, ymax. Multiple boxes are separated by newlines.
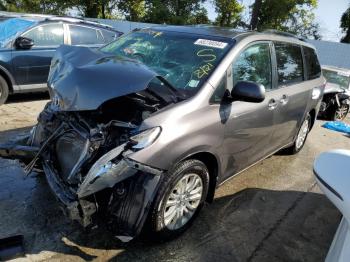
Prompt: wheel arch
<box><xmin>183</xmin><ymin>151</ymin><xmax>219</xmax><ymax>203</ymax></box>
<box><xmin>309</xmin><ymin>108</ymin><xmax>316</xmax><ymax>130</ymax></box>
<box><xmin>0</xmin><ymin>65</ymin><xmax>15</xmax><ymax>93</ymax></box>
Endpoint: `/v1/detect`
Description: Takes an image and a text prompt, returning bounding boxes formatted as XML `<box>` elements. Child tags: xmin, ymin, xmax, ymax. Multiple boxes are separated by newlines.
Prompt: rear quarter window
<box><xmin>69</xmin><ymin>25</ymin><xmax>104</xmax><ymax>45</ymax></box>
<box><xmin>303</xmin><ymin>47</ymin><xmax>321</xmax><ymax>80</ymax></box>
<box><xmin>101</xmin><ymin>29</ymin><xmax>118</xmax><ymax>43</ymax></box>
<box><xmin>275</xmin><ymin>42</ymin><xmax>304</xmax><ymax>85</ymax></box>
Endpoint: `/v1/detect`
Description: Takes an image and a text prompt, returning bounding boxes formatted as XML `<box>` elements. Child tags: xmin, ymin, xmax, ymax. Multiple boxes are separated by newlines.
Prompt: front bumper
<box><xmin>42</xmin><ymin>151</ymin><xmax>164</xmax><ymax>242</ymax></box>
<box><xmin>0</xmin><ymin>132</ymin><xmax>165</xmax><ymax>242</ymax></box>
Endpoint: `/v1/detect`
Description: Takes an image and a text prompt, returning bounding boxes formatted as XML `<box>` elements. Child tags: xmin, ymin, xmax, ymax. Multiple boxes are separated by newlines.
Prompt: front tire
<box><xmin>149</xmin><ymin>159</ymin><xmax>209</xmax><ymax>241</ymax></box>
<box><xmin>0</xmin><ymin>75</ymin><xmax>9</xmax><ymax>105</ymax></box>
<box><xmin>285</xmin><ymin>113</ymin><xmax>311</xmax><ymax>154</ymax></box>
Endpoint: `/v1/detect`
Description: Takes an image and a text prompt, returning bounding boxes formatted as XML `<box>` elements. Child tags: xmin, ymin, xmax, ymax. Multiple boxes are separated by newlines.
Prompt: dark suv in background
<box><xmin>0</xmin><ymin>15</ymin><xmax>122</xmax><ymax>104</ymax></box>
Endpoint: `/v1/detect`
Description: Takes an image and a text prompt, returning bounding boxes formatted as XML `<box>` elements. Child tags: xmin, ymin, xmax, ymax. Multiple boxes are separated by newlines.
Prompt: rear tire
<box><xmin>0</xmin><ymin>75</ymin><xmax>9</xmax><ymax>105</ymax></box>
<box><xmin>285</xmin><ymin>113</ymin><xmax>311</xmax><ymax>155</ymax></box>
<box><xmin>331</xmin><ymin>104</ymin><xmax>349</xmax><ymax>121</ymax></box>
<box><xmin>148</xmin><ymin>159</ymin><xmax>209</xmax><ymax>241</ymax></box>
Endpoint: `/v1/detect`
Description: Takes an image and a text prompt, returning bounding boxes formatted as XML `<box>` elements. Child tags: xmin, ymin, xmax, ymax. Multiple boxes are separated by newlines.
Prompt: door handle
<box><xmin>280</xmin><ymin>94</ymin><xmax>289</xmax><ymax>105</ymax></box>
<box><xmin>268</xmin><ymin>99</ymin><xmax>278</xmax><ymax>110</ymax></box>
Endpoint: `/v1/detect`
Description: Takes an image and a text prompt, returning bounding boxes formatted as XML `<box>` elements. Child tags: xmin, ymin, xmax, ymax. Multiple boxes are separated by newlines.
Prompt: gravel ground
<box><xmin>0</xmin><ymin>94</ymin><xmax>349</xmax><ymax>262</ymax></box>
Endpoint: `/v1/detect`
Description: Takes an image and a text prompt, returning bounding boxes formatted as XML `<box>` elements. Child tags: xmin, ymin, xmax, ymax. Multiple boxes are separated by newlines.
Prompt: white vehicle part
<box><xmin>326</xmin><ymin>217</ymin><xmax>350</xmax><ymax>262</ymax></box>
<box><xmin>312</xmin><ymin>87</ymin><xmax>322</xmax><ymax>100</ymax></box>
<box><xmin>314</xmin><ymin>149</ymin><xmax>350</xmax><ymax>262</ymax></box>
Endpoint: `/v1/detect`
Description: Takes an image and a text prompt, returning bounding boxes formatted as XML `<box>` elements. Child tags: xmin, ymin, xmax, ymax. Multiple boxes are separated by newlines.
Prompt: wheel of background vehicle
<box><xmin>148</xmin><ymin>159</ymin><xmax>209</xmax><ymax>241</ymax></box>
<box><xmin>331</xmin><ymin>104</ymin><xmax>349</xmax><ymax>121</ymax></box>
<box><xmin>0</xmin><ymin>75</ymin><xmax>9</xmax><ymax>105</ymax></box>
<box><xmin>285</xmin><ymin>113</ymin><xmax>311</xmax><ymax>155</ymax></box>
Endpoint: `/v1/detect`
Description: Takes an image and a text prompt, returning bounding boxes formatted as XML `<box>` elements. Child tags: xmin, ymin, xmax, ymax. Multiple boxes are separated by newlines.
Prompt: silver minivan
<box><xmin>0</xmin><ymin>26</ymin><xmax>325</xmax><ymax>241</ymax></box>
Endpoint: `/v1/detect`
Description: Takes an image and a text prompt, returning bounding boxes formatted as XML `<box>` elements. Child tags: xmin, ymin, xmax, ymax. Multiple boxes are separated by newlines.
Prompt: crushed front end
<box><xmin>0</xmin><ymin>45</ymin><xmax>188</xmax><ymax>241</ymax></box>
<box><xmin>0</xmin><ymin>97</ymin><xmax>165</xmax><ymax>241</ymax></box>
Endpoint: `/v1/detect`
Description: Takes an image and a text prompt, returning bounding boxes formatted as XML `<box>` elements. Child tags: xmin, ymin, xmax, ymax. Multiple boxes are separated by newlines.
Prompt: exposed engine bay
<box><xmin>1</xmin><ymin>91</ymin><xmax>167</xmax><ymax>242</ymax></box>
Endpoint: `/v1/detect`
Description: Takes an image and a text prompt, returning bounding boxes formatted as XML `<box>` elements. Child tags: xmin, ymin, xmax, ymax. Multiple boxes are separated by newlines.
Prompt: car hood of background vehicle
<box><xmin>324</xmin><ymin>82</ymin><xmax>347</xmax><ymax>94</ymax></box>
<box><xmin>47</xmin><ymin>45</ymin><xmax>158</xmax><ymax>111</ymax></box>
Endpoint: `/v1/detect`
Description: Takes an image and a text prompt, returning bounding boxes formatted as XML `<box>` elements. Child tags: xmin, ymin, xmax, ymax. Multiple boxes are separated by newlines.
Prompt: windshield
<box><xmin>100</xmin><ymin>29</ymin><xmax>233</xmax><ymax>96</ymax></box>
<box><xmin>0</xmin><ymin>18</ymin><xmax>36</xmax><ymax>47</ymax></box>
<box><xmin>323</xmin><ymin>69</ymin><xmax>350</xmax><ymax>90</ymax></box>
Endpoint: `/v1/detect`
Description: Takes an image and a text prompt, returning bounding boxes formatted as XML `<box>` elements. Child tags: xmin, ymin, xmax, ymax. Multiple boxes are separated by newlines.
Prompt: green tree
<box><xmin>73</xmin><ymin>0</ymin><xmax>120</xmax><ymax>18</ymax></box>
<box><xmin>214</xmin><ymin>0</ymin><xmax>244</xmax><ymax>27</ymax></box>
<box><xmin>340</xmin><ymin>6</ymin><xmax>350</xmax><ymax>43</ymax></box>
<box><xmin>117</xmin><ymin>0</ymin><xmax>146</xmax><ymax>21</ymax></box>
<box><xmin>249</xmin><ymin>0</ymin><xmax>320</xmax><ymax>39</ymax></box>
<box><xmin>188</xmin><ymin>7</ymin><xmax>210</xmax><ymax>24</ymax></box>
<box><xmin>3</xmin><ymin>0</ymin><xmax>70</xmax><ymax>15</ymax></box>
<box><xmin>144</xmin><ymin>0</ymin><xmax>205</xmax><ymax>25</ymax></box>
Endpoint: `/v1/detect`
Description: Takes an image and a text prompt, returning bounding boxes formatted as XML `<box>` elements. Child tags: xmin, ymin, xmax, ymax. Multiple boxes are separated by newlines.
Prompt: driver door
<box><xmin>221</xmin><ymin>41</ymin><xmax>279</xmax><ymax>180</ymax></box>
<box><xmin>11</xmin><ymin>23</ymin><xmax>65</xmax><ymax>87</ymax></box>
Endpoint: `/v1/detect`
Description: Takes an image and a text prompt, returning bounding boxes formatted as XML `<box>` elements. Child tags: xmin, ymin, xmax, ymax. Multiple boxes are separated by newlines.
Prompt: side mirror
<box><xmin>14</xmin><ymin>37</ymin><xmax>34</xmax><ymax>50</ymax></box>
<box><xmin>231</xmin><ymin>81</ymin><xmax>265</xmax><ymax>103</ymax></box>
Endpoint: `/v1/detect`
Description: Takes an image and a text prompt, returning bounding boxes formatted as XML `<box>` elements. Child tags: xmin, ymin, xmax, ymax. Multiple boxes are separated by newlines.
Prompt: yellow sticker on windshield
<box><xmin>194</xmin><ymin>63</ymin><xmax>214</xmax><ymax>78</ymax></box>
<box><xmin>197</xmin><ymin>49</ymin><xmax>217</xmax><ymax>62</ymax></box>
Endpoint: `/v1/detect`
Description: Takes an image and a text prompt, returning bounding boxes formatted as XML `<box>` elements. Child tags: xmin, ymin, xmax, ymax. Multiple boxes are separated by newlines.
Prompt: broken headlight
<box><xmin>130</xmin><ymin>127</ymin><xmax>161</xmax><ymax>149</ymax></box>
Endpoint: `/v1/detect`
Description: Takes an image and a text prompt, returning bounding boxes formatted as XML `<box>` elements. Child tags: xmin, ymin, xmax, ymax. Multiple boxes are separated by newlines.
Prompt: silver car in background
<box><xmin>318</xmin><ymin>66</ymin><xmax>350</xmax><ymax>120</ymax></box>
<box><xmin>0</xmin><ymin>26</ymin><xmax>325</xmax><ymax>242</ymax></box>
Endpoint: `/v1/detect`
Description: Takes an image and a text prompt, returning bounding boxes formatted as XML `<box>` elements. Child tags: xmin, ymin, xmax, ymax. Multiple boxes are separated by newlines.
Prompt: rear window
<box><xmin>275</xmin><ymin>42</ymin><xmax>304</xmax><ymax>85</ymax></box>
<box><xmin>101</xmin><ymin>29</ymin><xmax>117</xmax><ymax>43</ymax></box>
<box><xmin>69</xmin><ymin>25</ymin><xmax>104</xmax><ymax>45</ymax></box>
<box><xmin>304</xmin><ymin>47</ymin><xmax>321</xmax><ymax>80</ymax></box>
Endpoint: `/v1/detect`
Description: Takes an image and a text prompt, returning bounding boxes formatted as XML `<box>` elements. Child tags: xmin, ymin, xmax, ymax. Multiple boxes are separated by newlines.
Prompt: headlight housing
<box><xmin>130</xmin><ymin>127</ymin><xmax>161</xmax><ymax>149</ymax></box>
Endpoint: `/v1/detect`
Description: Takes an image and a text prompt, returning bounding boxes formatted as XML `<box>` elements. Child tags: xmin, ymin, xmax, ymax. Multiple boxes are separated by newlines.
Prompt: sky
<box><xmin>204</xmin><ymin>0</ymin><xmax>349</xmax><ymax>42</ymax></box>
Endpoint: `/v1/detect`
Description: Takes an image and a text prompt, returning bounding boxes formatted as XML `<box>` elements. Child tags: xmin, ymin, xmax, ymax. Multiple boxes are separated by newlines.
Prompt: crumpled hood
<box><xmin>48</xmin><ymin>45</ymin><xmax>157</xmax><ymax>111</ymax></box>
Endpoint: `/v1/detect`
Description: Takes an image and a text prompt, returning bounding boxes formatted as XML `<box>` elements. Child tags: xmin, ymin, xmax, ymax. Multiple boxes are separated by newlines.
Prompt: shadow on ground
<box><xmin>0</xmin><ymin>156</ymin><xmax>340</xmax><ymax>262</ymax></box>
<box><xmin>0</xmin><ymin>122</ymin><xmax>343</xmax><ymax>262</ymax></box>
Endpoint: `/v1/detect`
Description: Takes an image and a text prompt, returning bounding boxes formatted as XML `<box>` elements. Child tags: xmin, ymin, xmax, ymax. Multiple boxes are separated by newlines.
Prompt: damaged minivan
<box><xmin>0</xmin><ymin>26</ymin><xmax>325</xmax><ymax>242</ymax></box>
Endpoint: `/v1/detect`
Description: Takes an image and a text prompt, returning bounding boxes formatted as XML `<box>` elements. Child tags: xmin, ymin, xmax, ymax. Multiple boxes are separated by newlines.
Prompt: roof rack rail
<box><xmin>43</xmin><ymin>16</ymin><xmax>114</xmax><ymax>29</ymax></box>
<box><xmin>262</xmin><ymin>29</ymin><xmax>305</xmax><ymax>41</ymax></box>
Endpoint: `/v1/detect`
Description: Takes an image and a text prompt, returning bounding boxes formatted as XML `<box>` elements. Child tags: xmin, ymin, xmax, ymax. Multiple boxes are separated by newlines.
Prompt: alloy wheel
<box><xmin>163</xmin><ymin>173</ymin><xmax>203</xmax><ymax>230</ymax></box>
<box><xmin>335</xmin><ymin>105</ymin><xmax>349</xmax><ymax>121</ymax></box>
<box><xmin>296</xmin><ymin>118</ymin><xmax>309</xmax><ymax>150</ymax></box>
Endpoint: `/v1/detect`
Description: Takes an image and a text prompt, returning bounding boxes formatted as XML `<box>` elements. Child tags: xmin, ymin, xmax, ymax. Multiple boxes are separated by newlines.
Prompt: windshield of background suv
<box><xmin>100</xmin><ymin>29</ymin><xmax>233</xmax><ymax>96</ymax></box>
<box><xmin>0</xmin><ymin>18</ymin><xmax>36</xmax><ymax>47</ymax></box>
<box><xmin>323</xmin><ymin>69</ymin><xmax>350</xmax><ymax>90</ymax></box>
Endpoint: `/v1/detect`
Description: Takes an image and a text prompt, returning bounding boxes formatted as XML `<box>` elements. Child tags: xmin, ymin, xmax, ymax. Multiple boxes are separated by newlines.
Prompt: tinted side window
<box><xmin>23</xmin><ymin>23</ymin><xmax>64</xmax><ymax>46</ymax></box>
<box><xmin>101</xmin><ymin>29</ymin><xmax>117</xmax><ymax>43</ymax></box>
<box><xmin>232</xmin><ymin>43</ymin><xmax>272</xmax><ymax>90</ymax></box>
<box><xmin>275</xmin><ymin>43</ymin><xmax>303</xmax><ymax>85</ymax></box>
<box><xmin>304</xmin><ymin>47</ymin><xmax>321</xmax><ymax>80</ymax></box>
<box><xmin>69</xmin><ymin>25</ymin><xmax>104</xmax><ymax>45</ymax></box>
